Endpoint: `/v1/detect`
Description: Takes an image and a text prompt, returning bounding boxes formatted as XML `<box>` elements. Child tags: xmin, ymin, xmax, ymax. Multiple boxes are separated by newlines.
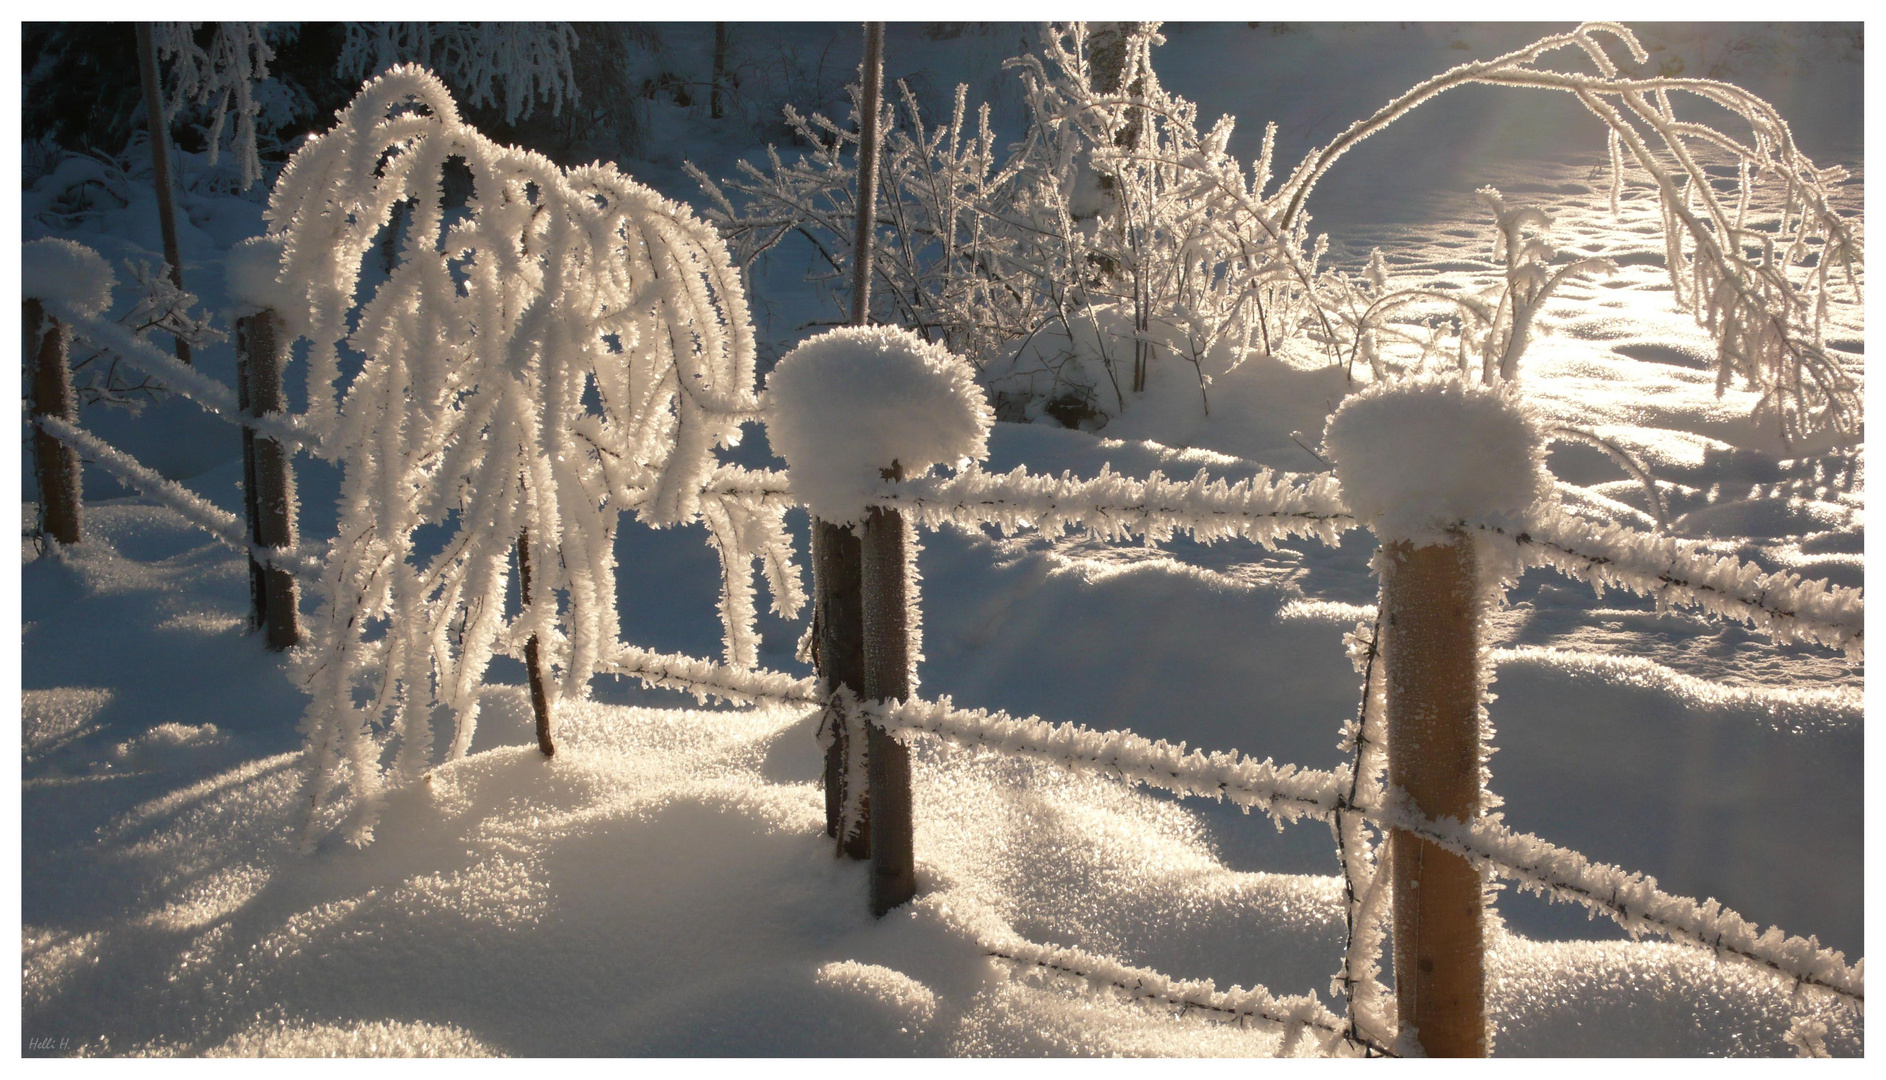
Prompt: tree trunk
<box><xmin>134</xmin><ymin>22</ymin><xmax>191</xmax><ymax>366</ymax></box>
<box><xmin>26</xmin><ymin>300</ymin><xmax>81</xmax><ymax>546</ymax></box>
<box><xmin>235</xmin><ymin>311</ymin><xmax>300</xmax><ymax>649</ymax></box>
<box><xmin>861</xmin><ymin>483</ymin><xmax>915</xmax><ymax>917</ymax></box>
<box><xmin>517</xmin><ymin>528</ymin><xmax>557</xmax><ymax>757</ymax></box>
<box><xmin>711</xmin><ymin>23</ymin><xmax>728</xmax><ymax>120</ymax></box>
<box><xmin>1382</xmin><ymin>533</ymin><xmax>1486</xmax><ymax>1057</ymax></box>
<box><xmin>815</xmin><ymin>519</ymin><xmax>869</xmax><ymax>859</ymax></box>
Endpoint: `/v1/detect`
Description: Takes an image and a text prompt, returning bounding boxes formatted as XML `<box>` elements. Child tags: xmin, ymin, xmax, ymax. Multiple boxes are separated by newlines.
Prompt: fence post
<box><xmin>815</xmin><ymin>521</ymin><xmax>869</xmax><ymax>858</ymax></box>
<box><xmin>861</xmin><ymin>462</ymin><xmax>915</xmax><ymax>916</ymax></box>
<box><xmin>234</xmin><ymin>311</ymin><xmax>299</xmax><ymax>649</ymax></box>
<box><xmin>814</xmin><ymin>20</ymin><xmax>889</xmax><ymax>862</ymax></box>
<box><xmin>1381</xmin><ymin>532</ymin><xmax>1485</xmax><ymax>1056</ymax></box>
<box><xmin>25</xmin><ymin>300</ymin><xmax>81</xmax><ymax>546</ymax></box>
<box><xmin>1324</xmin><ymin>376</ymin><xmax>1548</xmax><ymax>1058</ymax></box>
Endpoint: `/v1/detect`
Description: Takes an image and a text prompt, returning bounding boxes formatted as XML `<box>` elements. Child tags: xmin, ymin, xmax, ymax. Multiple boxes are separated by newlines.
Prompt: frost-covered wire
<box><xmin>1329</xmin><ymin>616</ymin><xmax>1396</xmax><ymax>1051</ymax></box>
<box><xmin>983</xmin><ymin>938</ymin><xmax>1385</xmax><ymax>1057</ymax></box>
<box><xmin>33</xmin><ymin>414</ymin><xmax>320</xmax><ymax>578</ymax></box>
<box><xmin>1479</xmin><ymin>507</ymin><xmax>1863</xmax><ymax>658</ymax></box>
<box><xmin>864</xmin><ymin>686</ymin><xmax>1859</xmax><ymax>1005</ymax></box>
<box><xmin>36</xmin><ymin>303</ymin><xmax>310</xmax><ymax>450</ymax></box>
<box><xmin>864</xmin><ymin>694</ymin><xmax>1343</xmax><ymax>827</ymax></box>
<box><xmin>601</xmin><ymin>644</ymin><xmax>817</xmax><ymax>708</ymax></box>
<box><xmin>1379</xmin><ymin>796</ymin><xmax>1863</xmax><ymax>1005</ymax></box>
<box><xmin>865</xmin><ymin>463</ymin><xmax>1355</xmax><ymax>548</ymax></box>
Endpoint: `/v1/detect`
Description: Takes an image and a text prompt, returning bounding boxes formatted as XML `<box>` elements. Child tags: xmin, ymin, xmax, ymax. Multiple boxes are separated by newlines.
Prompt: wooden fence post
<box><xmin>25</xmin><ymin>300</ymin><xmax>81</xmax><ymax>546</ymax></box>
<box><xmin>1381</xmin><ymin>531</ymin><xmax>1485</xmax><ymax>1056</ymax></box>
<box><xmin>814</xmin><ymin>20</ymin><xmax>889</xmax><ymax>862</ymax></box>
<box><xmin>815</xmin><ymin>521</ymin><xmax>869</xmax><ymax>858</ymax></box>
<box><xmin>234</xmin><ymin>311</ymin><xmax>299</xmax><ymax>649</ymax></box>
<box><xmin>861</xmin><ymin>462</ymin><xmax>915</xmax><ymax>916</ymax></box>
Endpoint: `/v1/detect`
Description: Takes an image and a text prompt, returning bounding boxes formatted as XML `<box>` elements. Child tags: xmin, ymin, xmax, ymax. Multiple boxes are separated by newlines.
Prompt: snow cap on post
<box><xmin>1324</xmin><ymin>374</ymin><xmax>1548</xmax><ymax>544</ymax></box>
<box><xmin>766</xmin><ymin>326</ymin><xmax>992</xmax><ymax>526</ymax></box>
<box><xmin>22</xmin><ymin>238</ymin><xmax>115</xmax><ymax>317</ymax></box>
<box><xmin>225</xmin><ymin>235</ymin><xmax>298</xmax><ymax>320</ymax></box>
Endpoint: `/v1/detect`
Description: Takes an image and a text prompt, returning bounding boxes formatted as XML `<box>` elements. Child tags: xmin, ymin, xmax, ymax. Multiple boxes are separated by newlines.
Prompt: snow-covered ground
<box><xmin>18</xmin><ymin>23</ymin><xmax>1864</xmax><ymax>1057</ymax></box>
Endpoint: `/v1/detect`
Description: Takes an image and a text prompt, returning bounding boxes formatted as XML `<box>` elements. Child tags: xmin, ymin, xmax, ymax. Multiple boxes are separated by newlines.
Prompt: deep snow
<box><xmin>17</xmin><ymin>21</ymin><xmax>1865</xmax><ymax>1058</ymax></box>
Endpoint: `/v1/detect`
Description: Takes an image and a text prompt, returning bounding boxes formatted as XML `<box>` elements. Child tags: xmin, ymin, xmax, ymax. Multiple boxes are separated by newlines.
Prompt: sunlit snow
<box><xmin>20</xmin><ymin>21</ymin><xmax>1862</xmax><ymax>1058</ymax></box>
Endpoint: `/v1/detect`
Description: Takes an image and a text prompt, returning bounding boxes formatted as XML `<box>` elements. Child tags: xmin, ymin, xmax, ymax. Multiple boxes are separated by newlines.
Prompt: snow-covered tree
<box><xmin>265</xmin><ymin>66</ymin><xmax>795</xmax><ymax>846</ymax></box>
<box><xmin>695</xmin><ymin>22</ymin><xmax>1861</xmax><ymax>447</ymax></box>
<box><xmin>151</xmin><ymin>22</ymin><xmax>274</xmax><ymax>191</ymax></box>
<box><xmin>335</xmin><ymin>23</ymin><xmax>579</xmax><ymax>126</ymax></box>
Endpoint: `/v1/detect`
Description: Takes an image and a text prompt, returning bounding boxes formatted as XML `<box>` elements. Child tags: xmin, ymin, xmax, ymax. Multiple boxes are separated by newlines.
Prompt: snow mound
<box><xmin>223</xmin><ymin>236</ymin><xmax>297</xmax><ymax>319</ymax></box>
<box><xmin>198</xmin><ymin>1019</ymin><xmax>501</xmax><ymax>1057</ymax></box>
<box><xmin>765</xmin><ymin>325</ymin><xmax>992</xmax><ymax>525</ymax></box>
<box><xmin>21</xmin><ymin>238</ymin><xmax>115</xmax><ymax>317</ymax></box>
<box><xmin>1323</xmin><ymin>375</ymin><xmax>1548</xmax><ymax>543</ymax></box>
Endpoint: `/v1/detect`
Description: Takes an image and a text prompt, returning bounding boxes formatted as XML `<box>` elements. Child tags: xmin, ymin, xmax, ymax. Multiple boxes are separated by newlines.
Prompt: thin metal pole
<box><xmin>848</xmin><ymin>22</ymin><xmax>885</xmax><ymax>327</ymax></box>
<box><xmin>134</xmin><ymin>22</ymin><xmax>191</xmax><ymax>366</ymax></box>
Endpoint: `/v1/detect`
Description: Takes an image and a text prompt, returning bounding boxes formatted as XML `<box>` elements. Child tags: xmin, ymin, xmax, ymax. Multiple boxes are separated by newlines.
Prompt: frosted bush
<box><xmin>268</xmin><ymin>66</ymin><xmax>793</xmax><ymax>846</ymax></box>
<box><xmin>697</xmin><ymin>22</ymin><xmax>1860</xmax><ymax>446</ymax></box>
<box><xmin>152</xmin><ymin>22</ymin><xmax>273</xmax><ymax>191</ymax></box>
<box><xmin>765</xmin><ymin>326</ymin><xmax>992</xmax><ymax>526</ymax></box>
<box><xmin>1323</xmin><ymin>374</ymin><xmax>1549</xmax><ymax>544</ymax></box>
<box><xmin>336</xmin><ymin>23</ymin><xmax>579</xmax><ymax>126</ymax></box>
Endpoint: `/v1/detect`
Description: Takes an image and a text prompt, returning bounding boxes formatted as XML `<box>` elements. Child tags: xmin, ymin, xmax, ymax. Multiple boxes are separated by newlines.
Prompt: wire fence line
<box><xmin>585</xmin><ymin>634</ymin><xmax>1871</xmax><ymax>1009</ymax></box>
<box><xmin>851</xmin><ymin>692</ymin><xmax>1862</xmax><ymax>1006</ymax></box>
<box><xmin>711</xmin><ymin>465</ymin><xmax>1864</xmax><ymax>654</ymax></box>
<box><xmin>45</xmin><ymin>304</ymin><xmax>315</xmax><ymax>452</ymax></box>
<box><xmin>981</xmin><ymin>939</ymin><xmax>1394</xmax><ymax>1057</ymax></box>
<box><xmin>1477</xmin><ymin>511</ymin><xmax>1864</xmax><ymax>657</ymax></box>
<box><xmin>33</xmin><ymin>414</ymin><xmax>323</xmax><ymax>577</ymax></box>
<box><xmin>35</xmin><ymin>405</ymin><xmax>1863</xmax><ymax>1004</ymax></box>
<box><xmin>31</xmin><ymin>321</ymin><xmax>1863</xmax><ymax>659</ymax></box>
<box><xmin>24</xmin><ymin>298</ymin><xmax>1865</xmax><ymax>1035</ymax></box>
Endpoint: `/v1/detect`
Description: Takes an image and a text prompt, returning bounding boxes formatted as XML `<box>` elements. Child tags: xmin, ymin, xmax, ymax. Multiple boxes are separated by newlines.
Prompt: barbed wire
<box><xmin>33</xmin><ymin>414</ymin><xmax>322</xmax><ymax>577</ymax></box>
<box><xmin>982</xmin><ymin>939</ymin><xmax>1392</xmax><ymax>1057</ymax></box>
<box><xmin>1474</xmin><ymin>511</ymin><xmax>1863</xmax><ymax>658</ymax></box>
<box><xmin>863</xmin><ymin>692</ymin><xmax>1862</xmax><ymax>1005</ymax></box>
<box><xmin>42</xmin><ymin>304</ymin><xmax>314</xmax><ymax>451</ymax></box>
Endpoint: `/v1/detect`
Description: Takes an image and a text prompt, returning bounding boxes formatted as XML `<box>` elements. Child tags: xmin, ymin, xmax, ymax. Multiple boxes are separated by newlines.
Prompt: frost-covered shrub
<box><xmin>152</xmin><ymin>22</ymin><xmax>274</xmax><ymax>191</ymax></box>
<box><xmin>695</xmin><ymin>22</ymin><xmax>1860</xmax><ymax>447</ymax></box>
<box><xmin>335</xmin><ymin>23</ymin><xmax>579</xmax><ymax>126</ymax></box>
<box><xmin>269</xmin><ymin>66</ymin><xmax>793</xmax><ymax>845</ymax></box>
<box><xmin>765</xmin><ymin>326</ymin><xmax>992</xmax><ymax>526</ymax></box>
